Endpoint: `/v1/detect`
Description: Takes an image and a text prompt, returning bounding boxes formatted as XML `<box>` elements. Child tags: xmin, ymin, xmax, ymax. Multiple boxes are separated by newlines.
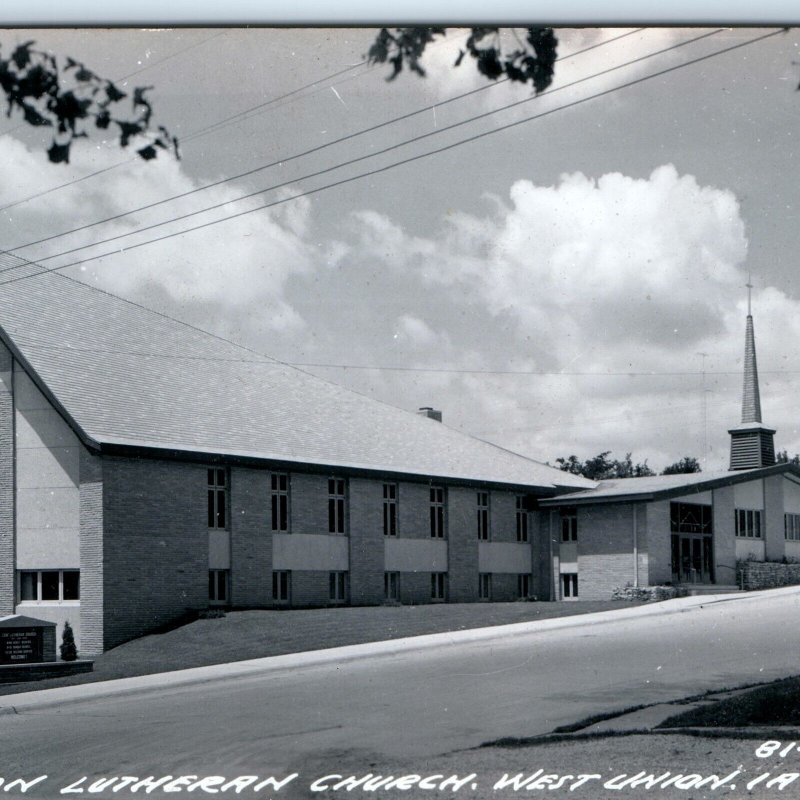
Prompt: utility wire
<box><xmin>4</xmin><ymin>28</ymin><xmax>644</xmax><ymax>256</ymax></box>
<box><xmin>0</xmin><ymin>27</ymin><xmax>776</xmax><ymax>289</ymax></box>
<box><xmin>0</xmin><ymin>43</ymin><xmax>369</xmax><ymax>215</ymax></box>
<box><xmin>1</xmin><ymin>28</ymin><xmax>721</xmax><ymax>277</ymax></box>
<box><xmin>10</xmin><ymin>337</ymin><xmax>800</xmax><ymax>377</ymax></box>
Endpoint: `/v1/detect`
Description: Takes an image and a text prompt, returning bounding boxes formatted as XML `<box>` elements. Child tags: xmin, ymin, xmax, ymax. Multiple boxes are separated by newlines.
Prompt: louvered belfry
<box><xmin>729</xmin><ymin>285</ymin><xmax>775</xmax><ymax>469</ymax></box>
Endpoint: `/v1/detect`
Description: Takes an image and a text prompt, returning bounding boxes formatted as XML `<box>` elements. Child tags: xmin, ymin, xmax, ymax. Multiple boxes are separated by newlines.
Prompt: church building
<box><xmin>541</xmin><ymin>285</ymin><xmax>800</xmax><ymax>600</ymax></box>
<box><xmin>0</xmin><ymin>266</ymin><xmax>795</xmax><ymax>654</ymax></box>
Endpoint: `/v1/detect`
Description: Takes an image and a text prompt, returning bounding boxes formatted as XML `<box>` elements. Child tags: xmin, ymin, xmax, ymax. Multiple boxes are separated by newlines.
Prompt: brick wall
<box><xmin>447</xmin><ymin>487</ymin><xmax>478</xmax><ymax>602</ymax></box>
<box><xmin>0</xmin><ymin>343</ymin><xmax>13</xmax><ymax>616</ymax></box>
<box><xmin>78</xmin><ymin>447</ymin><xmax>104</xmax><ymax>656</ymax></box>
<box><xmin>398</xmin><ymin>482</ymin><xmax>432</xmax><ymax>539</ymax></box>
<box><xmin>291</xmin><ymin>570</ymin><xmax>332</xmax><ymax>607</ymax></box>
<box><xmin>399</xmin><ymin>571</ymin><xmax>431</xmax><ymax>604</ymax></box>
<box><xmin>290</xmin><ymin>472</ymin><xmax>331</xmax><ymax>535</ymax></box>
<box><xmin>230</xmin><ymin>467</ymin><xmax>271</xmax><ymax>607</ymax></box>
<box><xmin>349</xmin><ymin>478</ymin><xmax>384</xmax><ymax>605</ymax></box>
<box><xmin>101</xmin><ymin>457</ymin><xmax>208</xmax><ymax>650</ymax></box>
<box><xmin>491</xmin><ymin>572</ymin><xmax>518</xmax><ymax>601</ymax></box>
<box><xmin>490</xmin><ymin>492</ymin><xmax>517</xmax><ymax>543</ymax></box>
<box><xmin>576</xmin><ymin>504</ymin><xmax>638</xmax><ymax>600</ymax></box>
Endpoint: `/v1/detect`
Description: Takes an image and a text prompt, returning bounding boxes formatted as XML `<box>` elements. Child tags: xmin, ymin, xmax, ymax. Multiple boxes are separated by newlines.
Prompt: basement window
<box><xmin>384</xmin><ymin>571</ymin><xmax>400</xmax><ymax>601</ymax></box>
<box><xmin>18</xmin><ymin>570</ymin><xmax>79</xmax><ymax>603</ymax></box>
<box><xmin>561</xmin><ymin>573</ymin><xmax>578</xmax><ymax>599</ymax></box>
<box><xmin>431</xmin><ymin>572</ymin><xmax>447</xmax><ymax>601</ymax></box>
<box><xmin>209</xmin><ymin>569</ymin><xmax>229</xmax><ymax>604</ymax></box>
<box><xmin>272</xmin><ymin>571</ymin><xmax>290</xmax><ymax>604</ymax></box>
<box><xmin>329</xmin><ymin>572</ymin><xmax>348</xmax><ymax>603</ymax></box>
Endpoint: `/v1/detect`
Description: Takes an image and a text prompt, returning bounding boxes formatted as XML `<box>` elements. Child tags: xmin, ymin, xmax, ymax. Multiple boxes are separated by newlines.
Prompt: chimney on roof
<box><xmin>729</xmin><ymin>276</ymin><xmax>776</xmax><ymax>470</ymax></box>
<box><xmin>418</xmin><ymin>406</ymin><xmax>442</xmax><ymax>422</ymax></box>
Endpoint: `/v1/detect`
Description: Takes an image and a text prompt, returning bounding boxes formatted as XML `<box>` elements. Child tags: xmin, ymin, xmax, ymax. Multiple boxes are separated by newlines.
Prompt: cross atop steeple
<box><xmin>746</xmin><ymin>273</ymin><xmax>753</xmax><ymax>317</ymax></box>
<box><xmin>729</xmin><ymin>275</ymin><xmax>776</xmax><ymax>469</ymax></box>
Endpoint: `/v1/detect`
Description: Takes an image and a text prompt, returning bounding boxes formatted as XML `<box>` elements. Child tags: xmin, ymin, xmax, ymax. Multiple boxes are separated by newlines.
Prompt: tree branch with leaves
<box><xmin>368</xmin><ymin>26</ymin><xmax>559</xmax><ymax>94</ymax></box>
<box><xmin>0</xmin><ymin>41</ymin><xmax>179</xmax><ymax>164</ymax></box>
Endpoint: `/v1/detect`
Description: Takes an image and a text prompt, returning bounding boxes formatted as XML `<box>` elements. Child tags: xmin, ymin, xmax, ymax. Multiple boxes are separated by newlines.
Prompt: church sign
<box><xmin>0</xmin><ymin>627</ymin><xmax>42</xmax><ymax>664</ymax></box>
<box><xmin>0</xmin><ymin>615</ymin><xmax>56</xmax><ymax>665</ymax></box>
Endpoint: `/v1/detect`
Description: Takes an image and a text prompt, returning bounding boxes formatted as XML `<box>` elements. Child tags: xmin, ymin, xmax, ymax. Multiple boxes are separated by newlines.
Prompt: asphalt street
<box><xmin>1</xmin><ymin>590</ymin><xmax>798</xmax><ymax>796</ymax></box>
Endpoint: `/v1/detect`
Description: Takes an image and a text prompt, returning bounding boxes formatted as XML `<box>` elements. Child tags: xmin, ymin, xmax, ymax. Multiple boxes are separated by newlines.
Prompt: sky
<box><xmin>0</xmin><ymin>26</ymin><xmax>799</xmax><ymax>473</ymax></box>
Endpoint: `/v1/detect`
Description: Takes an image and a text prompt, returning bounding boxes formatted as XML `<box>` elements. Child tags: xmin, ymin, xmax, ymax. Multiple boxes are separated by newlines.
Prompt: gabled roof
<box><xmin>539</xmin><ymin>462</ymin><xmax>800</xmax><ymax>506</ymax></box>
<box><xmin>0</xmin><ymin>270</ymin><xmax>592</xmax><ymax>491</ymax></box>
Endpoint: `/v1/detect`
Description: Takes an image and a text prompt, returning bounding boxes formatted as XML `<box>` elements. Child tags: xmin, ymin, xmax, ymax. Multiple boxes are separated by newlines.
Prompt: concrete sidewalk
<box><xmin>1</xmin><ymin>586</ymin><xmax>796</xmax><ymax>716</ymax></box>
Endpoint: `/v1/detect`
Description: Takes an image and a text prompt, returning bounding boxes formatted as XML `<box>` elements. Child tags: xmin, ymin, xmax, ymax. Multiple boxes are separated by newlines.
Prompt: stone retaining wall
<box><xmin>738</xmin><ymin>560</ymin><xmax>800</xmax><ymax>590</ymax></box>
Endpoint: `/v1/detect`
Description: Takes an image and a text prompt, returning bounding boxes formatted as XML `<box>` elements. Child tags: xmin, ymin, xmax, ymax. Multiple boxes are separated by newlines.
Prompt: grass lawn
<box><xmin>0</xmin><ymin>600</ymin><xmax>636</xmax><ymax>695</ymax></box>
<box><xmin>658</xmin><ymin>675</ymin><xmax>800</xmax><ymax>728</ymax></box>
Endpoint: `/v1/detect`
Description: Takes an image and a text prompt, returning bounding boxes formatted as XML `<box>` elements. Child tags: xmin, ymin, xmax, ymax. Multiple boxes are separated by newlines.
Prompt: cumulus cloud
<box><xmin>328</xmin><ymin>164</ymin><xmax>800</xmax><ymax>469</ymax></box>
<box><xmin>0</xmin><ymin>135</ymin><xmax>318</xmax><ymax>342</ymax></box>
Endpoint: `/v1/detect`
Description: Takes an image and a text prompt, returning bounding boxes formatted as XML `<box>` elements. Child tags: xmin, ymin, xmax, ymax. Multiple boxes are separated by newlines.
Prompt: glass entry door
<box><xmin>670</xmin><ymin>502</ymin><xmax>714</xmax><ymax>584</ymax></box>
<box><xmin>671</xmin><ymin>533</ymin><xmax>714</xmax><ymax>583</ymax></box>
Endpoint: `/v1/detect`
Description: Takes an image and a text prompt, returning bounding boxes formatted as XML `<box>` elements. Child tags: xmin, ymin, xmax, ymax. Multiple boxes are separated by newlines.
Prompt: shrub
<box><xmin>60</xmin><ymin>621</ymin><xmax>78</xmax><ymax>661</ymax></box>
<box><xmin>611</xmin><ymin>584</ymin><xmax>683</xmax><ymax>602</ymax></box>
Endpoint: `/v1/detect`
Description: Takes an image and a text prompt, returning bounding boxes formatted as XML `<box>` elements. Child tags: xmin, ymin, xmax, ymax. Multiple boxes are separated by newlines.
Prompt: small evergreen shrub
<box><xmin>60</xmin><ymin>621</ymin><xmax>78</xmax><ymax>661</ymax></box>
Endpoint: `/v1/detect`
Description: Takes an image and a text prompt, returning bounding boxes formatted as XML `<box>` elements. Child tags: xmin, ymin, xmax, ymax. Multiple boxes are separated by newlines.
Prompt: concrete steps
<box><xmin>679</xmin><ymin>584</ymin><xmax>742</xmax><ymax>596</ymax></box>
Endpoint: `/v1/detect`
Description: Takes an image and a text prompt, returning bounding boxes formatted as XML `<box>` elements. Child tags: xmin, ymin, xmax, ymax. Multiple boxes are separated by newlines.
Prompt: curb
<box><xmin>2</xmin><ymin>587</ymin><xmax>797</xmax><ymax>714</ymax></box>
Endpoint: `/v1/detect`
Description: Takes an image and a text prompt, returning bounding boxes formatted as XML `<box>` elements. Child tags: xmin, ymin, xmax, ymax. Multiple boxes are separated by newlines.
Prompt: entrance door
<box><xmin>670</xmin><ymin>502</ymin><xmax>714</xmax><ymax>585</ymax></box>
<box><xmin>671</xmin><ymin>533</ymin><xmax>714</xmax><ymax>583</ymax></box>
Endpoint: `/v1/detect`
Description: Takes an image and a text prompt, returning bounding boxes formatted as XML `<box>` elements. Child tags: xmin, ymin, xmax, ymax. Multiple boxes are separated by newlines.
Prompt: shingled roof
<box><xmin>0</xmin><ymin>270</ymin><xmax>592</xmax><ymax>491</ymax></box>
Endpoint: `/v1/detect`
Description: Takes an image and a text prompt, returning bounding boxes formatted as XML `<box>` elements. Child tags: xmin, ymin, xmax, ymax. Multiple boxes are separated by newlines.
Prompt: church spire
<box><xmin>729</xmin><ymin>276</ymin><xmax>775</xmax><ymax>470</ymax></box>
<box><xmin>741</xmin><ymin>275</ymin><xmax>762</xmax><ymax>424</ymax></box>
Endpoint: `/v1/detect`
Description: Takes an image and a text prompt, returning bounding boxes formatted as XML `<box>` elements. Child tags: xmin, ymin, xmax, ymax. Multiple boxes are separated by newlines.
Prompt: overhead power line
<box><xmin>1</xmin><ymin>28</ymin><xmax>722</xmax><ymax>279</ymax></box>
<box><xmin>0</xmin><ymin>27</ymin><xmax>778</xmax><ymax>290</ymax></box>
<box><xmin>10</xmin><ymin>337</ymin><xmax>800</xmax><ymax>376</ymax></box>
<box><xmin>3</xmin><ymin>28</ymin><xmax>645</xmax><ymax>256</ymax></box>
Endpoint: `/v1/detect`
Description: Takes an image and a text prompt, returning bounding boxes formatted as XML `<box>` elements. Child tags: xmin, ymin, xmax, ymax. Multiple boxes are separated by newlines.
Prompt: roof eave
<box><xmin>540</xmin><ymin>463</ymin><xmax>800</xmax><ymax>507</ymax></box>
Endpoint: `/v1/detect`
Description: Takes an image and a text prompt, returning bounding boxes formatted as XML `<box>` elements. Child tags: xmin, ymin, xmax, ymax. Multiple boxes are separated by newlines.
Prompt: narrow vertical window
<box><xmin>516</xmin><ymin>496</ymin><xmax>529</xmax><ymax>543</ymax></box>
<box><xmin>431</xmin><ymin>572</ymin><xmax>447</xmax><ymax>601</ymax></box>
<box><xmin>518</xmin><ymin>573</ymin><xmax>531</xmax><ymax>599</ymax></box>
<box><xmin>561</xmin><ymin>573</ymin><xmax>578</xmax><ymax>599</ymax></box>
<box><xmin>384</xmin><ymin>571</ymin><xmax>400</xmax><ymax>601</ymax></box>
<box><xmin>271</xmin><ymin>473</ymin><xmax>289</xmax><ymax>532</ymax></box>
<box><xmin>328</xmin><ymin>478</ymin><xmax>347</xmax><ymax>534</ymax></box>
<box><xmin>209</xmin><ymin>569</ymin><xmax>229</xmax><ymax>604</ymax></box>
<box><xmin>208</xmin><ymin>468</ymin><xmax>227</xmax><ymax>529</ymax></box>
<box><xmin>383</xmin><ymin>483</ymin><xmax>398</xmax><ymax>536</ymax></box>
<box><xmin>478</xmin><ymin>573</ymin><xmax>491</xmax><ymax>601</ymax></box>
<box><xmin>430</xmin><ymin>486</ymin><xmax>445</xmax><ymax>538</ymax></box>
<box><xmin>477</xmin><ymin>491</ymin><xmax>489</xmax><ymax>541</ymax></box>
<box><xmin>272</xmin><ymin>571</ymin><xmax>290</xmax><ymax>603</ymax></box>
<box><xmin>329</xmin><ymin>572</ymin><xmax>348</xmax><ymax>603</ymax></box>
<box><xmin>560</xmin><ymin>507</ymin><xmax>577</xmax><ymax>542</ymax></box>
